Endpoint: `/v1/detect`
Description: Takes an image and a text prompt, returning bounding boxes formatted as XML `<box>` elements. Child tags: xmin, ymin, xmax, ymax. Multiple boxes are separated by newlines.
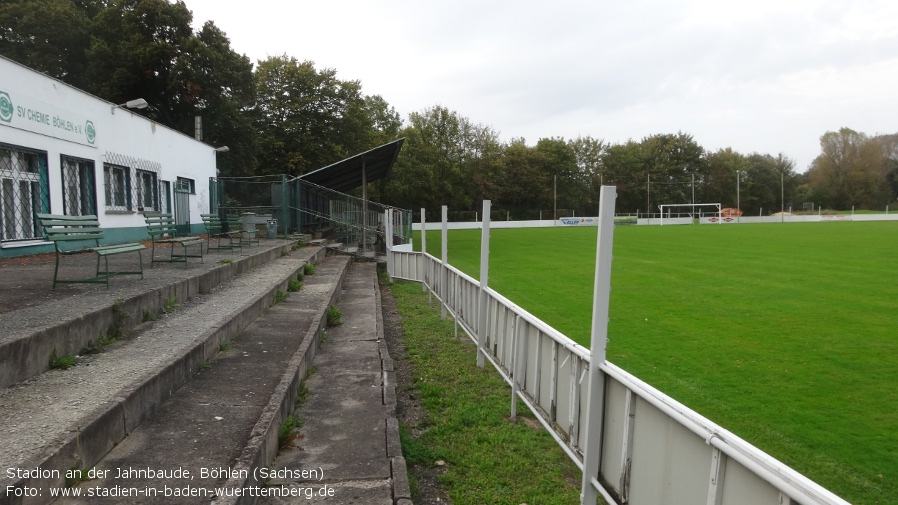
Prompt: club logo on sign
<box><xmin>0</xmin><ymin>91</ymin><xmax>12</xmax><ymax>123</ymax></box>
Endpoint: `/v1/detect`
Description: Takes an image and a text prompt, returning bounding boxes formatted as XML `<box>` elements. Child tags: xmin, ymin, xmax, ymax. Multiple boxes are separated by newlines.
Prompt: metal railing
<box><xmin>210</xmin><ymin>175</ymin><xmax>412</xmax><ymax>250</ymax></box>
<box><xmin>385</xmin><ymin>189</ymin><xmax>851</xmax><ymax>505</ymax></box>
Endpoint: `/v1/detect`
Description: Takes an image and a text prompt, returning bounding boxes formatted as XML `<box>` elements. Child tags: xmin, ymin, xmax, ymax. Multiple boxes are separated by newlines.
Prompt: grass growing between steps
<box><xmin>389</xmin><ymin>280</ymin><xmax>584</xmax><ymax>505</ymax></box>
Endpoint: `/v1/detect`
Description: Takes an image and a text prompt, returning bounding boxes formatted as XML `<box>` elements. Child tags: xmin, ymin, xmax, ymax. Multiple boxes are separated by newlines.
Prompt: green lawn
<box><xmin>415</xmin><ymin>222</ymin><xmax>898</xmax><ymax>504</ymax></box>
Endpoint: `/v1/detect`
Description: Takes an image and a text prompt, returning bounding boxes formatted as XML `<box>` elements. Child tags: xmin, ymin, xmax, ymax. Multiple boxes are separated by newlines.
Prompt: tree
<box><xmin>806</xmin><ymin>128</ymin><xmax>886</xmax><ymax>209</ymax></box>
<box><xmin>85</xmin><ymin>0</ymin><xmax>194</xmax><ymax>126</ymax></box>
<box><xmin>175</xmin><ymin>21</ymin><xmax>256</xmax><ymax>177</ymax></box>
<box><xmin>497</xmin><ymin>139</ymin><xmax>550</xmax><ymax>217</ymax></box>
<box><xmin>742</xmin><ymin>153</ymin><xmax>797</xmax><ymax>215</ymax></box>
<box><xmin>601</xmin><ymin>140</ymin><xmax>646</xmax><ymax>213</ymax></box>
<box><xmin>0</xmin><ymin>0</ymin><xmax>93</xmax><ymax>88</ymax></box>
<box><xmin>568</xmin><ymin>135</ymin><xmax>607</xmax><ymax>212</ymax></box>
<box><xmin>379</xmin><ymin>105</ymin><xmax>502</xmax><ymax>215</ymax></box>
<box><xmin>253</xmin><ymin>56</ymin><xmax>374</xmax><ymax>176</ymax></box>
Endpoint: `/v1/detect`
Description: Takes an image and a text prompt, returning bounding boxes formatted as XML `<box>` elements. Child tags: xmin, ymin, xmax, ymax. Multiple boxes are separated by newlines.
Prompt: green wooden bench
<box><xmin>36</xmin><ymin>213</ymin><xmax>145</xmax><ymax>289</ymax></box>
<box><xmin>144</xmin><ymin>213</ymin><xmax>205</xmax><ymax>267</ymax></box>
<box><xmin>201</xmin><ymin>213</ymin><xmax>242</xmax><ymax>250</ymax></box>
<box><xmin>227</xmin><ymin>214</ymin><xmax>260</xmax><ymax>246</ymax></box>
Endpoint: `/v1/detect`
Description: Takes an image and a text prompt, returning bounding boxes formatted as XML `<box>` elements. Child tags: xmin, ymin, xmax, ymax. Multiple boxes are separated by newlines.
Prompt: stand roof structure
<box><xmin>299</xmin><ymin>138</ymin><xmax>405</xmax><ymax>192</ymax></box>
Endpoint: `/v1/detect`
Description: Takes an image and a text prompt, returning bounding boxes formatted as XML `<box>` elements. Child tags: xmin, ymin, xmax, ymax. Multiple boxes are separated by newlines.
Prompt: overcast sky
<box><xmin>187</xmin><ymin>0</ymin><xmax>898</xmax><ymax>172</ymax></box>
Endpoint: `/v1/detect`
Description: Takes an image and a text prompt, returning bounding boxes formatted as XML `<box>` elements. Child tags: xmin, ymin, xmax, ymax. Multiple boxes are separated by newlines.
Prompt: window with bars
<box><xmin>135</xmin><ymin>169</ymin><xmax>158</xmax><ymax>211</ymax></box>
<box><xmin>0</xmin><ymin>143</ymin><xmax>49</xmax><ymax>243</ymax></box>
<box><xmin>104</xmin><ymin>163</ymin><xmax>130</xmax><ymax>211</ymax></box>
<box><xmin>61</xmin><ymin>156</ymin><xmax>97</xmax><ymax>216</ymax></box>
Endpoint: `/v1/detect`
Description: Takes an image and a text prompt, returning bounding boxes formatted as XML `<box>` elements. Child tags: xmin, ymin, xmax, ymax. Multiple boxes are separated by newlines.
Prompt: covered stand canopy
<box><xmin>300</xmin><ymin>138</ymin><xmax>404</xmax><ymax>192</ymax></box>
<box><xmin>299</xmin><ymin>138</ymin><xmax>404</xmax><ymax>252</ymax></box>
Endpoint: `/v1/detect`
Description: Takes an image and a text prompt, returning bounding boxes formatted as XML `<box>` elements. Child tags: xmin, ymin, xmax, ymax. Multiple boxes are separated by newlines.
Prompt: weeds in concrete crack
<box><xmin>319</xmin><ymin>330</ymin><xmax>329</xmax><ymax>348</ymax></box>
<box><xmin>295</xmin><ymin>368</ymin><xmax>315</xmax><ymax>408</ymax></box>
<box><xmin>141</xmin><ymin>309</ymin><xmax>156</xmax><ymax>322</ymax></box>
<box><xmin>219</xmin><ymin>340</ymin><xmax>233</xmax><ymax>352</ymax></box>
<box><xmin>198</xmin><ymin>359</ymin><xmax>212</xmax><ymax>371</ymax></box>
<box><xmin>278</xmin><ymin>415</ymin><xmax>303</xmax><ymax>451</ymax></box>
<box><xmin>162</xmin><ymin>296</ymin><xmax>180</xmax><ymax>314</ymax></box>
<box><xmin>326</xmin><ymin>305</ymin><xmax>343</xmax><ymax>327</ymax></box>
<box><xmin>219</xmin><ymin>258</ymin><xmax>233</xmax><ymax>264</ymax></box>
<box><xmin>82</xmin><ymin>333</ymin><xmax>116</xmax><ymax>355</ymax></box>
<box><xmin>288</xmin><ymin>278</ymin><xmax>302</xmax><ymax>292</ymax></box>
<box><xmin>108</xmin><ymin>299</ymin><xmax>130</xmax><ymax>340</ymax></box>
<box><xmin>303</xmin><ymin>263</ymin><xmax>315</xmax><ymax>276</ymax></box>
<box><xmin>274</xmin><ymin>289</ymin><xmax>288</xmax><ymax>304</ymax></box>
<box><xmin>49</xmin><ymin>349</ymin><xmax>76</xmax><ymax>370</ymax></box>
<box><xmin>65</xmin><ymin>466</ymin><xmax>90</xmax><ymax>487</ymax></box>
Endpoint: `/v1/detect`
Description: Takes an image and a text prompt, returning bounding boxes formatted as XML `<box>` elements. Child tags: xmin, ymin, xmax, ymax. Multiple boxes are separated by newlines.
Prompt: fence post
<box><xmin>476</xmin><ymin>199</ymin><xmax>491</xmax><ymax>368</ymax></box>
<box><xmin>580</xmin><ymin>186</ymin><xmax>617</xmax><ymax>505</ymax></box>
<box><xmin>441</xmin><ymin>205</ymin><xmax>449</xmax><ymax>319</ymax></box>
<box><xmin>421</xmin><ymin>208</ymin><xmax>427</xmax><ymax>293</ymax></box>
<box><xmin>510</xmin><ymin>314</ymin><xmax>522</xmax><ymax>420</ymax></box>
<box><xmin>385</xmin><ymin>208</ymin><xmax>393</xmax><ymax>282</ymax></box>
<box><xmin>278</xmin><ymin>174</ymin><xmax>287</xmax><ymax>236</ymax></box>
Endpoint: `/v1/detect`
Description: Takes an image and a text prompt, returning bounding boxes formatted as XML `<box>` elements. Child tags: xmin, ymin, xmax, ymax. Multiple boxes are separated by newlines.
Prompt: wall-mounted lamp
<box><xmin>214</xmin><ymin>146</ymin><xmax>230</xmax><ymax>153</ymax></box>
<box><xmin>111</xmin><ymin>98</ymin><xmax>148</xmax><ymax>114</ymax></box>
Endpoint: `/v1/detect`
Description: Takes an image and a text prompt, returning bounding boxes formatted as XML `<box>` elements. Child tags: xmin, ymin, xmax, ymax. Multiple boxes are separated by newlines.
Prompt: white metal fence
<box><xmin>384</xmin><ymin>188</ymin><xmax>851</xmax><ymax>505</ymax></box>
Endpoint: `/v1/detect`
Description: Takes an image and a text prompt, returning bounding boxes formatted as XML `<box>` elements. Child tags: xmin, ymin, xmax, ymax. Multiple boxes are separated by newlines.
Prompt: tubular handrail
<box><xmin>389</xmin><ymin>246</ymin><xmax>852</xmax><ymax>505</ymax></box>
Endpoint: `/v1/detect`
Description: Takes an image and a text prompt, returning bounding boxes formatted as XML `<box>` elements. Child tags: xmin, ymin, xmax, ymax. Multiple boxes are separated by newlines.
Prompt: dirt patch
<box><xmin>379</xmin><ymin>278</ymin><xmax>451</xmax><ymax>505</ymax></box>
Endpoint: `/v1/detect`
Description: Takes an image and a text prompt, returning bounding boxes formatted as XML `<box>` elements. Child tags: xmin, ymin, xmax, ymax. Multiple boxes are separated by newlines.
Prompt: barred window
<box><xmin>104</xmin><ymin>163</ymin><xmax>130</xmax><ymax>211</ymax></box>
<box><xmin>135</xmin><ymin>169</ymin><xmax>158</xmax><ymax>211</ymax></box>
<box><xmin>61</xmin><ymin>156</ymin><xmax>96</xmax><ymax>216</ymax></box>
<box><xmin>0</xmin><ymin>143</ymin><xmax>49</xmax><ymax>243</ymax></box>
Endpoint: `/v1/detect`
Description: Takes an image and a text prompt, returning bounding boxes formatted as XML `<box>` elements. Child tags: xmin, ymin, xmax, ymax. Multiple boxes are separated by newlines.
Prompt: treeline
<box><xmin>4</xmin><ymin>0</ymin><xmax>896</xmax><ymax>216</ymax></box>
<box><xmin>377</xmin><ymin>109</ymin><xmax>898</xmax><ymax>217</ymax></box>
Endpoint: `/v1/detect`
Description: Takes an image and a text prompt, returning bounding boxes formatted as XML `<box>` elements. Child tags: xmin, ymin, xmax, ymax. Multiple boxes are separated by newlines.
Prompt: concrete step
<box><xmin>0</xmin><ymin>246</ymin><xmax>332</xmax><ymax>503</ymax></box>
<box><xmin>0</xmin><ymin>239</ymin><xmax>315</xmax><ymax>389</ymax></box>
<box><xmin>51</xmin><ymin>256</ymin><xmax>351</xmax><ymax>504</ymax></box>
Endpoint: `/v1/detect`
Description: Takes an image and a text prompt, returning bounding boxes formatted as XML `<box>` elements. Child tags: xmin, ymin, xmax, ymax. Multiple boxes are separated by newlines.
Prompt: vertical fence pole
<box><xmin>385</xmin><ymin>208</ymin><xmax>393</xmax><ymax>282</ymax></box>
<box><xmin>510</xmin><ymin>314</ymin><xmax>522</xmax><ymax>420</ymax></box>
<box><xmin>580</xmin><ymin>186</ymin><xmax>617</xmax><ymax>505</ymax></box>
<box><xmin>441</xmin><ymin>205</ymin><xmax>449</xmax><ymax>319</ymax></box>
<box><xmin>281</xmin><ymin>175</ymin><xmax>288</xmax><ymax>236</ymax></box>
<box><xmin>476</xmin><ymin>200</ymin><xmax>491</xmax><ymax>368</ymax></box>
<box><xmin>421</xmin><ymin>208</ymin><xmax>428</xmax><ymax>294</ymax></box>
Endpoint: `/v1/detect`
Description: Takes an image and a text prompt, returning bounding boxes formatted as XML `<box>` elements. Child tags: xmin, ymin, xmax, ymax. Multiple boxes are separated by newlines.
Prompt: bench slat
<box><xmin>144</xmin><ymin>212</ymin><xmax>205</xmax><ymax>266</ymax></box>
<box><xmin>36</xmin><ymin>214</ymin><xmax>145</xmax><ymax>289</ymax></box>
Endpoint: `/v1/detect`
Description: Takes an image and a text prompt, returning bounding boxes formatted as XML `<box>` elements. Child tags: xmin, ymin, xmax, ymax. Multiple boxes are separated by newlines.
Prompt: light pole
<box><xmin>736</xmin><ymin>171</ymin><xmax>741</xmax><ymax>223</ymax></box>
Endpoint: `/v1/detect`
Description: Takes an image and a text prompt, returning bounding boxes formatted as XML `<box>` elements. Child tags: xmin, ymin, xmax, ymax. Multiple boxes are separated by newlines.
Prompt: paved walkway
<box><xmin>259</xmin><ymin>262</ymin><xmax>410</xmax><ymax>505</ymax></box>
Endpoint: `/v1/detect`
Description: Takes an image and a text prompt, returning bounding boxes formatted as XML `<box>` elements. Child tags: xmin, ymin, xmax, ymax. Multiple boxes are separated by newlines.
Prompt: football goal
<box><xmin>658</xmin><ymin>203</ymin><xmax>722</xmax><ymax>226</ymax></box>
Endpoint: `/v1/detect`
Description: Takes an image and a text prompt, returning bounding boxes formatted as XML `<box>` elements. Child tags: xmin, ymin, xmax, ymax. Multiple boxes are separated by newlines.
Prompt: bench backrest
<box><xmin>201</xmin><ymin>213</ymin><xmax>224</xmax><ymax>234</ymax></box>
<box><xmin>144</xmin><ymin>213</ymin><xmax>180</xmax><ymax>239</ymax></box>
<box><xmin>36</xmin><ymin>214</ymin><xmax>103</xmax><ymax>250</ymax></box>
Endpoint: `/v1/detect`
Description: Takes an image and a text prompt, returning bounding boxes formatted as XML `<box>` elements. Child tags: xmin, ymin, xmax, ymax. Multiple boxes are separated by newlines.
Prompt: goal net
<box><xmin>658</xmin><ymin>203</ymin><xmax>722</xmax><ymax>226</ymax></box>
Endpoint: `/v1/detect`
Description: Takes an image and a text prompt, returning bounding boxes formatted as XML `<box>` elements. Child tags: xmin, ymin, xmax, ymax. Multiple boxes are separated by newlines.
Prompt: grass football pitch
<box><xmin>415</xmin><ymin>221</ymin><xmax>897</xmax><ymax>504</ymax></box>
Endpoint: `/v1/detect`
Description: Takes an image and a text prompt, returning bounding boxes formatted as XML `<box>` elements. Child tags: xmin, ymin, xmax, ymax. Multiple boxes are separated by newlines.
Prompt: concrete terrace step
<box><xmin>0</xmin><ymin>239</ymin><xmax>320</xmax><ymax>389</ymax></box>
<box><xmin>0</xmin><ymin>245</ymin><xmax>330</xmax><ymax>504</ymax></box>
<box><xmin>52</xmin><ymin>256</ymin><xmax>351</xmax><ymax>504</ymax></box>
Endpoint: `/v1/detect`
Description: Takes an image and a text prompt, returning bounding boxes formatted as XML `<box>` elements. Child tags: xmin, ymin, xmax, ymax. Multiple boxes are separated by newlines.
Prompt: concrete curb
<box><xmin>2</xmin><ymin>247</ymin><xmax>327</xmax><ymax>505</ymax></box>
<box><xmin>0</xmin><ymin>242</ymin><xmax>315</xmax><ymax>389</ymax></box>
<box><xmin>215</xmin><ymin>256</ymin><xmax>350</xmax><ymax>505</ymax></box>
<box><xmin>375</xmin><ymin>276</ymin><xmax>414</xmax><ymax>503</ymax></box>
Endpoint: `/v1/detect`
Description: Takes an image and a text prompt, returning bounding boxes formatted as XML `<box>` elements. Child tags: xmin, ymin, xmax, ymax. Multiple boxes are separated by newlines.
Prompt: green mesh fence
<box><xmin>209</xmin><ymin>175</ymin><xmax>411</xmax><ymax>253</ymax></box>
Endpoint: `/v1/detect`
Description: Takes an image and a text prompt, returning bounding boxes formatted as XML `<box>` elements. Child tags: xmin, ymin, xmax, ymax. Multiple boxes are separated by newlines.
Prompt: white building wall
<box><xmin>0</xmin><ymin>56</ymin><xmax>218</xmax><ymax>255</ymax></box>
